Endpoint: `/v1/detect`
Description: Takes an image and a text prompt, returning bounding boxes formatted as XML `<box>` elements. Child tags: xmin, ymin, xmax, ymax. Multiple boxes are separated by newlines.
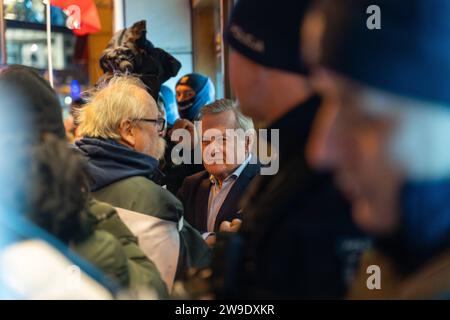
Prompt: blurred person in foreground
<box><xmin>76</xmin><ymin>75</ymin><xmax>211</xmax><ymax>290</ymax></box>
<box><xmin>1</xmin><ymin>135</ymin><xmax>118</xmax><ymax>299</ymax></box>
<box><xmin>177</xmin><ymin>99</ymin><xmax>259</xmax><ymax>246</ymax></box>
<box><xmin>213</xmin><ymin>0</ymin><xmax>369</xmax><ymax>299</ymax></box>
<box><xmin>0</xmin><ymin>65</ymin><xmax>168</xmax><ymax>298</ymax></box>
<box><xmin>0</xmin><ymin>71</ymin><xmax>113</xmax><ymax>299</ymax></box>
<box><xmin>303</xmin><ymin>0</ymin><xmax>450</xmax><ymax>299</ymax></box>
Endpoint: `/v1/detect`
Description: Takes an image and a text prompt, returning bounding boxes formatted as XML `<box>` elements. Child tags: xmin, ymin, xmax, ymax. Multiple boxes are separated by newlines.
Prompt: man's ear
<box><xmin>118</xmin><ymin>119</ymin><xmax>136</xmax><ymax>147</ymax></box>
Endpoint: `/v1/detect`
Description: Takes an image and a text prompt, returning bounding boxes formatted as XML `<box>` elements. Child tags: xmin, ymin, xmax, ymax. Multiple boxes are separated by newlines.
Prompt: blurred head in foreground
<box><xmin>0</xmin><ymin>65</ymin><xmax>90</xmax><ymax>244</ymax></box>
<box><xmin>225</xmin><ymin>0</ymin><xmax>314</xmax><ymax>125</ymax></box>
<box><xmin>0</xmin><ymin>65</ymin><xmax>65</xmax><ymax>140</ymax></box>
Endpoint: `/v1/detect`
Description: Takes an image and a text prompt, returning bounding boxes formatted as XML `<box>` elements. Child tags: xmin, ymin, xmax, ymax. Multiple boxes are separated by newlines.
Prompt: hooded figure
<box><xmin>175</xmin><ymin>73</ymin><xmax>215</xmax><ymax>121</ymax></box>
<box><xmin>99</xmin><ymin>20</ymin><xmax>182</xmax><ymax>101</ymax></box>
<box><xmin>0</xmin><ymin>66</ymin><xmax>117</xmax><ymax>297</ymax></box>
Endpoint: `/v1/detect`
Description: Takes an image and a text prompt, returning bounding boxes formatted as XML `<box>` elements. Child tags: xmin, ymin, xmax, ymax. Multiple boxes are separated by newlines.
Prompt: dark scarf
<box><xmin>75</xmin><ymin>138</ymin><xmax>161</xmax><ymax>191</ymax></box>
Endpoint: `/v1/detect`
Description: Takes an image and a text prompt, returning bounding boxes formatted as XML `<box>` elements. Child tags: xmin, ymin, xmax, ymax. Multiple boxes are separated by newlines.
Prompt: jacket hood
<box><xmin>76</xmin><ymin>138</ymin><xmax>160</xmax><ymax>191</ymax></box>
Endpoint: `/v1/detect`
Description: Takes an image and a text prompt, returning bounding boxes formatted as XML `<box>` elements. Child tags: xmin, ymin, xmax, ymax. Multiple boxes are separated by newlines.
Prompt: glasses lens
<box><xmin>158</xmin><ymin>119</ymin><xmax>165</xmax><ymax>132</ymax></box>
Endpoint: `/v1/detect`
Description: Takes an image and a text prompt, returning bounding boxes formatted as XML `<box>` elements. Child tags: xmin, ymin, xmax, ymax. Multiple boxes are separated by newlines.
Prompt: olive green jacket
<box><xmin>92</xmin><ymin>176</ymin><xmax>211</xmax><ymax>290</ymax></box>
<box><xmin>74</xmin><ymin>199</ymin><xmax>169</xmax><ymax>299</ymax></box>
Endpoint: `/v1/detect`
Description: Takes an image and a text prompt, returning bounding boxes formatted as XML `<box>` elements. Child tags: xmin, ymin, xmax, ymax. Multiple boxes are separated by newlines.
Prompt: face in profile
<box><xmin>131</xmin><ymin>88</ymin><xmax>167</xmax><ymax>160</ymax></box>
<box><xmin>229</xmin><ymin>50</ymin><xmax>268</xmax><ymax>122</ymax></box>
<box><xmin>308</xmin><ymin>71</ymin><xmax>403</xmax><ymax>235</ymax></box>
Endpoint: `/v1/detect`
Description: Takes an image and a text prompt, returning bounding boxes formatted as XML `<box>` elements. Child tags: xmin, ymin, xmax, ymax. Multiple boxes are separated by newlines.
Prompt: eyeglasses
<box><xmin>134</xmin><ymin>118</ymin><xmax>166</xmax><ymax>133</ymax></box>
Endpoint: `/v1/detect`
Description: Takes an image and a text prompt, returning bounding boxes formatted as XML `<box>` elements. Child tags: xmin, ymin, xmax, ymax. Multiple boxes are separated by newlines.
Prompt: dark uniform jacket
<box><xmin>177</xmin><ymin>162</ymin><xmax>261</xmax><ymax>234</ymax></box>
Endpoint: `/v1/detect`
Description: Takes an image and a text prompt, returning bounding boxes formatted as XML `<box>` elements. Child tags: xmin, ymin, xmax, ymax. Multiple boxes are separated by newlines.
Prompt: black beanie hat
<box><xmin>0</xmin><ymin>65</ymin><xmax>66</xmax><ymax>139</ymax></box>
<box><xmin>315</xmin><ymin>0</ymin><xmax>450</xmax><ymax>105</ymax></box>
<box><xmin>225</xmin><ymin>0</ymin><xmax>312</xmax><ymax>74</ymax></box>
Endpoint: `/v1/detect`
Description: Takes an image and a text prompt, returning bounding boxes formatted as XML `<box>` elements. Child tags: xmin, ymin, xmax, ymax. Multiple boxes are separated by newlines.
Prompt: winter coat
<box><xmin>76</xmin><ymin>138</ymin><xmax>211</xmax><ymax>290</ymax></box>
<box><xmin>79</xmin><ymin>199</ymin><xmax>169</xmax><ymax>298</ymax></box>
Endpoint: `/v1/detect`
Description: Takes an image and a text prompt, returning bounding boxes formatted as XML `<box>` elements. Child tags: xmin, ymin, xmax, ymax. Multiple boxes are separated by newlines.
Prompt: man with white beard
<box><xmin>76</xmin><ymin>75</ymin><xmax>210</xmax><ymax>291</ymax></box>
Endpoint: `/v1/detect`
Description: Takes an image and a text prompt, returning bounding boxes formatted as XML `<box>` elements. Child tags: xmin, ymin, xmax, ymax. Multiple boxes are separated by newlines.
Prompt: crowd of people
<box><xmin>0</xmin><ymin>0</ymin><xmax>449</xmax><ymax>299</ymax></box>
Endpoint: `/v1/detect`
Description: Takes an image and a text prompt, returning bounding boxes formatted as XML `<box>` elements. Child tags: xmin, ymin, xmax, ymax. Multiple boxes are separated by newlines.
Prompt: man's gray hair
<box><xmin>198</xmin><ymin>99</ymin><xmax>254</xmax><ymax>131</ymax></box>
<box><xmin>77</xmin><ymin>75</ymin><xmax>156</xmax><ymax>140</ymax></box>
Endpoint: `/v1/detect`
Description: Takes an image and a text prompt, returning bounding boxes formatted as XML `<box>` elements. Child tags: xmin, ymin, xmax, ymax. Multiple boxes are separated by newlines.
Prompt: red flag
<box><xmin>51</xmin><ymin>0</ymin><xmax>101</xmax><ymax>36</ymax></box>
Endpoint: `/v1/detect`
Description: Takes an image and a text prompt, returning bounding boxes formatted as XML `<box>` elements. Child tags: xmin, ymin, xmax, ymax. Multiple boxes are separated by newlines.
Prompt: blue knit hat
<box><xmin>159</xmin><ymin>85</ymin><xmax>179</xmax><ymax>126</ymax></box>
<box><xmin>225</xmin><ymin>0</ymin><xmax>312</xmax><ymax>74</ymax></box>
<box><xmin>315</xmin><ymin>0</ymin><xmax>450</xmax><ymax>105</ymax></box>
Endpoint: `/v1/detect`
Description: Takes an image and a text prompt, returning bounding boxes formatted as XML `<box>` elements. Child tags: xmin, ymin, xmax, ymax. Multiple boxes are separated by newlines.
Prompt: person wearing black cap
<box><xmin>216</xmin><ymin>0</ymin><xmax>369</xmax><ymax>299</ymax></box>
<box><xmin>303</xmin><ymin>0</ymin><xmax>450</xmax><ymax>299</ymax></box>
